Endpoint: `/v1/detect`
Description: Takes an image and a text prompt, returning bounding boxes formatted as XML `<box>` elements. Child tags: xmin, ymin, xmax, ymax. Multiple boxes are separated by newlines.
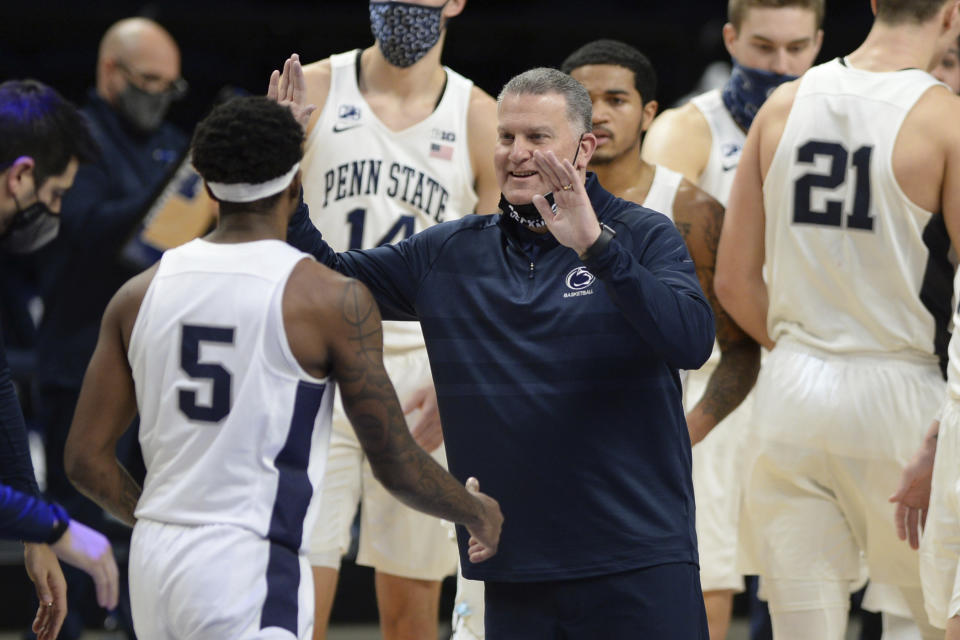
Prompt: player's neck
<box><xmin>207</xmin><ymin>213</ymin><xmax>287</xmax><ymax>244</ymax></box>
<box><xmin>360</xmin><ymin>44</ymin><xmax>447</xmax><ymax>101</ymax></box>
<box><xmin>589</xmin><ymin>144</ymin><xmax>654</xmax><ymax>201</ymax></box>
<box><xmin>847</xmin><ymin>22</ymin><xmax>944</xmax><ymax>73</ymax></box>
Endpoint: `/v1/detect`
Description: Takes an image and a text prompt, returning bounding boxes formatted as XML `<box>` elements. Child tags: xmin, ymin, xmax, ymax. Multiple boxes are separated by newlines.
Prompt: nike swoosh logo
<box><xmin>722</xmin><ymin>163</ymin><xmax>738</xmax><ymax>172</ymax></box>
<box><xmin>332</xmin><ymin>123</ymin><xmax>361</xmax><ymax>133</ymax></box>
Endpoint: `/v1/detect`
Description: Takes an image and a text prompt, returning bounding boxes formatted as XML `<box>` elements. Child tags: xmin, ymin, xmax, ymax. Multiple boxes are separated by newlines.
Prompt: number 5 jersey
<box><xmin>763</xmin><ymin>58</ymin><xmax>951</xmax><ymax>365</ymax></box>
<box><xmin>128</xmin><ymin>238</ymin><xmax>334</xmax><ymax>553</ymax></box>
<box><xmin>301</xmin><ymin>49</ymin><xmax>479</xmax><ymax>354</ymax></box>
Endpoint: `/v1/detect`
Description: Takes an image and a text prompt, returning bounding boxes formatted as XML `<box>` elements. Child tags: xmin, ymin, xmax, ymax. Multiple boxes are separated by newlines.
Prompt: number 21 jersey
<box><xmin>301</xmin><ymin>50</ymin><xmax>479</xmax><ymax>353</ymax></box>
<box><xmin>764</xmin><ymin>58</ymin><xmax>950</xmax><ymax>362</ymax></box>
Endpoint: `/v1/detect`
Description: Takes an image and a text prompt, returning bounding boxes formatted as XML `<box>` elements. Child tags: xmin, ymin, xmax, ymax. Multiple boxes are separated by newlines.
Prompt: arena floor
<box><xmin>0</xmin><ymin>617</ymin><xmax>864</xmax><ymax>639</ymax></box>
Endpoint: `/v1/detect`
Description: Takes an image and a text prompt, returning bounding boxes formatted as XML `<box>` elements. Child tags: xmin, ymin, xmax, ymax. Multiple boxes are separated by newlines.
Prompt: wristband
<box><xmin>46</xmin><ymin>503</ymin><xmax>71</xmax><ymax>545</ymax></box>
<box><xmin>579</xmin><ymin>223</ymin><xmax>617</xmax><ymax>261</ymax></box>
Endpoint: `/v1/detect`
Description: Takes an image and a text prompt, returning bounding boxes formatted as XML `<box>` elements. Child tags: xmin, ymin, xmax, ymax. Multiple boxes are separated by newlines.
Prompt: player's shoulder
<box><xmin>287</xmin><ymin>257</ymin><xmax>371</xmax><ymax>319</ymax></box>
<box><xmin>642</xmin><ymin>101</ymin><xmax>712</xmax><ymax>172</ymax></box>
<box><xmin>675</xmin><ymin>176</ymin><xmax>723</xmax><ymax>215</ymax></box>
<box><xmin>910</xmin><ymin>83</ymin><xmax>960</xmax><ymax>135</ymax></box>
<box><xmin>761</xmin><ymin>78</ymin><xmax>802</xmax><ymax>118</ymax></box>
<box><xmin>302</xmin><ymin>56</ymin><xmax>334</xmax><ymax>102</ymax></box>
<box><xmin>651</xmin><ymin>101</ymin><xmax>710</xmax><ymax>139</ymax></box>
<box><xmin>467</xmin><ymin>84</ymin><xmax>497</xmax><ymax>125</ymax></box>
<box><xmin>112</xmin><ymin>262</ymin><xmax>161</xmax><ymax>344</ymax></box>
<box><xmin>466</xmin><ymin>85</ymin><xmax>498</xmax><ymax>137</ymax></box>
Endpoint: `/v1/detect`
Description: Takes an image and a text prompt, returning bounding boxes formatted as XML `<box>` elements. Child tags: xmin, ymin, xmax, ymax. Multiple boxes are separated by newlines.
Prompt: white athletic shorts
<box><xmin>686</xmin><ymin>354</ymin><xmax>749</xmax><ymax>593</ymax></box>
<box><xmin>920</xmin><ymin>396</ymin><xmax>960</xmax><ymax>629</ymax></box>
<box><xmin>451</xmin><ymin>565</ymin><xmax>486</xmax><ymax>640</ymax></box>
<box><xmin>307</xmin><ymin>347</ymin><xmax>459</xmax><ymax>580</ymax></box>
<box><xmin>739</xmin><ymin>340</ymin><xmax>943</xmax><ymax>589</ymax></box>
<box><xmin>130</xmin><ymin>519</ymin><xmax>313</xmax><ymax>639</ymax></box>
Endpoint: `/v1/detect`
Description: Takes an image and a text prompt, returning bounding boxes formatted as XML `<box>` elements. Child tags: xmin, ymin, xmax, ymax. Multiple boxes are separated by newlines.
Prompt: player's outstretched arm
<box><xmin>64</xmin><ymin>269</ymin><xmax>154</xmax><ymax>527</ymax></box>
<box><xmin>283</xmin><ymin>260</ymin><xmax>502</xmax><ymax>561</ymax></box>
<box><xmin>714</xmin><ymin>106</ymin><xmax>773</xmax><ymax>349</ymax></box>
<box><xmin>330</xmin><ymin>277</ymin><xmax>502</xmax><ymax>561</ymax></box>
<box><xmin>674</xmin><ymin>184</ymin><xmax>760</xmax><ymax>444</ymax></box>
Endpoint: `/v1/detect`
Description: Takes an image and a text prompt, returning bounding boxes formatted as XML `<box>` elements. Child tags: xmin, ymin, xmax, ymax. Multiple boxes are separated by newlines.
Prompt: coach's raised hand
<box><xmin>267</xmin><ymin>53</ymin><xmax>316</xmax><ymax>131</ymax></box>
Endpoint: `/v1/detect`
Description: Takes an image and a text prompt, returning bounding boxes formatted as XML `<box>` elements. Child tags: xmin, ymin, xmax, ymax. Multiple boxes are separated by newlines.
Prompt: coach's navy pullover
<box><xmin>288</xmin><ymin>174</ymin><xmax>714</xmax><ymax>581</ymax></box>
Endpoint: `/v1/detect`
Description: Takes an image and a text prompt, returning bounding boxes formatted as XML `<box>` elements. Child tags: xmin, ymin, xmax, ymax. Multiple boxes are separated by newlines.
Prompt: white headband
<box><xmin>206</xmin><ymin>163</ymin><xmax>300</xmax><ymax>203</ymax></box>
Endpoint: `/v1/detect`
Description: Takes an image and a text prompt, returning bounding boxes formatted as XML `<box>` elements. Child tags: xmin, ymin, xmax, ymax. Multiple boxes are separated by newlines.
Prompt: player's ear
<box><xmin>722</xmin><ymin>22</ymin><xmax>739</xmax><ymax>59</ymax></box>
<box><xmin>641</xmin><ymin>100</ymin><xmax>659</xmax><ymax>132</ymax></box>
<box><xmin>288</xmin><ymin>172</ymin><xmax>302</xmax><ymax>199</ymax></box>
<box><xmin>443</xmin><ymin>0</ymin><xmax>466</xmax><ymax>19</ymax></box>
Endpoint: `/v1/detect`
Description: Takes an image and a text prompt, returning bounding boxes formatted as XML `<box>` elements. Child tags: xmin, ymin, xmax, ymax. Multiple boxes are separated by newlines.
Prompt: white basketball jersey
<box><xmin>642</xmin><ymin>165</ymin><xmax>693</xmax><ymax>392</ymax></box>
<box><xmin>129</xmin><ymin>239</ymin><xmax>335</xmax><ymax>553</ymax></box>
<box><xmin>302</xmin><ymin>50</ymin><xmax>479</xmax><ymax>353</ymax></box>
<box><xmin>690</xmin><ymin>89</ymin><xmax>744</xmax><ymax>205</ymax></box>
<box><xmin>642</xmin><ymin>164</ymin><xmax>683</xmax><ymax>221</ymax></box>
<box><xmin>764</xmin><ymin>58</ymin><xmax>948</xmax><ymax>361</ymax></box>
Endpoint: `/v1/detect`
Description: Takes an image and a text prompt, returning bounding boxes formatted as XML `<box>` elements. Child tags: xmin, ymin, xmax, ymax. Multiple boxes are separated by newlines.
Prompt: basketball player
<box><xmin>62</xmin><ymin>96</ymin><xmax>502</xmax><ymax>639</ymax></box>
<box><xmin>292</xmin><ymin>1</ymin><xmax>498</xmax><ymax>636</ymax></box>
<box><xmin>642</xmin><ymin>0</ymin><xmax>823</xmax><ymax>204</ymax></box>
<box><xmin>715</xmin><ymin>1</ymin><xmax>960</xmax><ymax>638</ymax></box>
<box><xmin>642</xmin><ymin>4</ymin><xmax>823</xmax><ymax>634</ymax></box>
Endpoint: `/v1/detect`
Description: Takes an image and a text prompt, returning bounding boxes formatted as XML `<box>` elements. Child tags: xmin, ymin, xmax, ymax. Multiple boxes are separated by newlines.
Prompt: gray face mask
<box><xmin>1</xmin><ymin>195</ymin><xmax>60</xmax><ymax>254</ymax></box>
<box><xmin>115</xmin><ymin>82</ymin><xmax>174</xmax><ymax>134</ymax></box>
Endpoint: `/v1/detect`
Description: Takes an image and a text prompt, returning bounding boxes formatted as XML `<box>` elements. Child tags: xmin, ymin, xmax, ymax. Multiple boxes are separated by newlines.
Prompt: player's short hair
<box><xmin>0</xmin><ymin>79</ymin><xmax>99</xmax><ymax>187</ymax></box>
<box><xmin>876</xmin><ymin>0</ymin><xmax>952</xmax><ymax>24</ymax></box>
<box><xmin>497</xmin><ymin>67</ymin><xmax>592</xmax><ymax>136</ymax></box>
<box><xmin>191</xmin><ymin>96</ymin><xmax>303</xmax><ymax>214</ymax></box>
<box><xmin>560</xmin><ymin>39</ymin><xmax>658</xmax><ymax>105</ymax></box>
<box><xmin>728</xmin><ymin>0</ymin><xmax>825</xmax><ymax>29</ymax></box>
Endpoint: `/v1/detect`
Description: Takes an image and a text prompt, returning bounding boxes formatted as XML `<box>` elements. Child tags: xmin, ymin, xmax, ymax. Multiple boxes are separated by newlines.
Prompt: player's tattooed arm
<box><xmin>329</xmin><ymin>279</ymin><xmax>502</xmax><ymax>559</ymax></box>
<box><xmin>674</xmin><ymin>184</ymin><xmax>761</xmax><ymax>444</ymax></box>
<box><xmin>64</xmin><ymin>273</ymin><xmax>149</xmax><ymax>527</ymax></box>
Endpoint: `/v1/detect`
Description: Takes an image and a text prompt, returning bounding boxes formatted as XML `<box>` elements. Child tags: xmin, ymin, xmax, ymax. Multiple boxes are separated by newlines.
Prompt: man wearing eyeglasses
<box><xmin>33</xmin><ymin>17</ymin><xmax>187</xmax><ymax>639</ymax></box>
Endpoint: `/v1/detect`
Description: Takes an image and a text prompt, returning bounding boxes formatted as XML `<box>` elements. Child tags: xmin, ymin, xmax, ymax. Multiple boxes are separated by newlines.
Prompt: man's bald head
<box><xmin>96</xmin><ymin>18</ymin><xmax>181</xmax><ymax>105</ymax></box>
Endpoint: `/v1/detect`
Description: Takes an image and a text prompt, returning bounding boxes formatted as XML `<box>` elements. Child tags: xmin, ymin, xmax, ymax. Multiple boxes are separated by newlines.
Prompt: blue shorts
<box><xmin>484</xmin><ymin>562</ymin><xmax>707</xmax><ymax>639</ymax></box>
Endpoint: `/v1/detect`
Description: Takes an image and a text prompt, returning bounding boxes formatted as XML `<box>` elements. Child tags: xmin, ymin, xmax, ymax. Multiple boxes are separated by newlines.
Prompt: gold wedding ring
<box><xmin>561</xmin><ymin>183</ymin><xmax>574</xmax><ymax>191</ymax></box>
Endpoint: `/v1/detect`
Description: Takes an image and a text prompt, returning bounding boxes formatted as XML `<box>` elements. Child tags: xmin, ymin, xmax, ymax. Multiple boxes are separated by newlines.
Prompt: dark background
<box><xmin>1</xmin><ymin>0</ymin><xmax>875</xmax><ymax>134</ymax></box>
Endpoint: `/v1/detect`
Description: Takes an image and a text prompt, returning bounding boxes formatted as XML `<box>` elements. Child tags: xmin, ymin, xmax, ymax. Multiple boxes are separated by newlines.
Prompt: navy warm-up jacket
<box><xmin>288</xmin><ymin>173</ymin><xmax>714</xmax><ymax>582</ymax></box>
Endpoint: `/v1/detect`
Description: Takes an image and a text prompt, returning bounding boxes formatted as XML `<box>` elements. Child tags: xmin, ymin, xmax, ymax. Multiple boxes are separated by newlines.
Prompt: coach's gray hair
<box><xmin>497</xmin><ymin>67</ymin><xmax>592</xmax><ymax>136</ymax></box>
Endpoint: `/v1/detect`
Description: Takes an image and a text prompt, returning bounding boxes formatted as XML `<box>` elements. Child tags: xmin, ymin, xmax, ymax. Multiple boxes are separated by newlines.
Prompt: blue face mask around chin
<box><xmin>369</xmin><ymin>1</ymin><xmax>446</xmax><ymax>68</ymax></box>
<box><xmin>721</xmin><ymin>59</ymin><xmax>798</xmax><ymax>131</ymax></box>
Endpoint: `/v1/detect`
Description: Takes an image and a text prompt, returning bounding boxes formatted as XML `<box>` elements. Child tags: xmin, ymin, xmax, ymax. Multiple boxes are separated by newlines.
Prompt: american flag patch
<box><xmin>430</xmin><ymin>143</ymin><xmax>453</xmax><ymax>160</ymax></box>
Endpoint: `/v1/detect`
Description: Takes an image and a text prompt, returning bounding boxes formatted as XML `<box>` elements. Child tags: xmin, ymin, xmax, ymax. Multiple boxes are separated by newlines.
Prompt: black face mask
<box><xmin>2</xmin><ymin>195</ymin><xmax>60</xmax><ymax>254</ymax></box>
<box><xmin>115</xmin><ymin>83</ymin><xmax>175</xmax><ymax>134</ymax></box>
<box><xmin>498</xmin><ymin>134</ymin><xmax>583</xmax><ymax>229</ymax></box>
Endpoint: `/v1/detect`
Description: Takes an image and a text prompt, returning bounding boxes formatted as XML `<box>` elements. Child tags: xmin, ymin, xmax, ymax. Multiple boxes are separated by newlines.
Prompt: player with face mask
<box><xmin>278</xmin><ymin>2</ymin><xmax>499</xmax><ymax>639</ymax></box>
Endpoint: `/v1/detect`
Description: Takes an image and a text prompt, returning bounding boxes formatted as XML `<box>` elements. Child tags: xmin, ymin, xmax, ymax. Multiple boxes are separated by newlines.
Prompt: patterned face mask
<box><xmin>721</xmin><ymin>58</ymin><xmax>798</xmax><ymax>131</ymax></box>
<box><xmin>369</xmin><ymin>1</ymin><xmax>446</xmax><ymax>68</ymax></box>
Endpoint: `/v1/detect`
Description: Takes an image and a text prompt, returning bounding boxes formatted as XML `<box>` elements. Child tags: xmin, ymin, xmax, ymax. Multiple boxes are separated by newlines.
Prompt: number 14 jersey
<box><xmin>764</xmin><ymin>58</ymin><xmax>950</xmax><ymax>363</ymax></box>
<box><xmin>301</xmin><ymin>50</ymin><xmax>479</xmax><ymax>354</ymax></box>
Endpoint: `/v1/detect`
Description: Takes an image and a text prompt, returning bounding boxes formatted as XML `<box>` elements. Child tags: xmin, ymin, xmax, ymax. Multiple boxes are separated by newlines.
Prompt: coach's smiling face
<box><xmin>495</xmin><ymin>92</ymin><xmax>592</xmax><ymax>205</ymax></box>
